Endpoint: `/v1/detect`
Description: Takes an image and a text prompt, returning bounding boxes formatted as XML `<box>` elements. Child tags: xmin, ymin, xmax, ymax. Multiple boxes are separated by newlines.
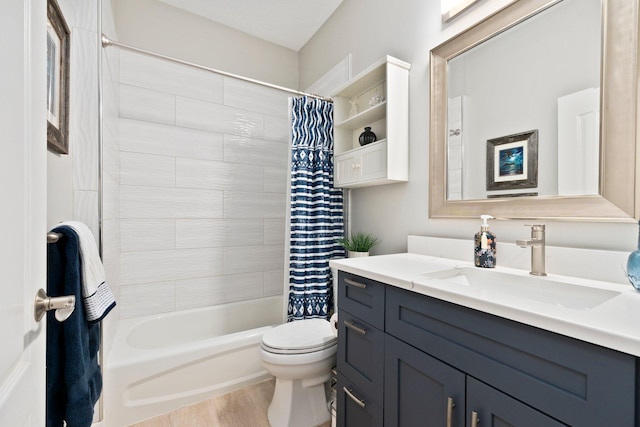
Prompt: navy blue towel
<box><xmin>47</xmin><ymin>226</ymin><xmax>102</xmax><ymax>427</ymax></box>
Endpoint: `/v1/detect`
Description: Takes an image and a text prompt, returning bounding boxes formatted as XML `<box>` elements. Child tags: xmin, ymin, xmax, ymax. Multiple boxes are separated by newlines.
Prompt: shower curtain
<box><xmin>287</xmin><ymin>96</ymin><xmax>345</xmax><ymax>321</ymax></box>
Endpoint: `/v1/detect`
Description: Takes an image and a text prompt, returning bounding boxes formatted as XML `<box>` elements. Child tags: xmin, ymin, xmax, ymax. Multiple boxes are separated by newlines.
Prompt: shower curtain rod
<box><xmin>101</xmin><ymin>35</ymin><xmax>333</xmax><ymax>103</ymax></box>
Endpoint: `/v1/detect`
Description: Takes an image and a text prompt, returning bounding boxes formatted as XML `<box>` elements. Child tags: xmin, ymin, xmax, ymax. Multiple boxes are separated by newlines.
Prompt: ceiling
<box><xmin>156</xmin><ymin>0</ymin><xmax>343</xmax><ymax>51</ymax></box>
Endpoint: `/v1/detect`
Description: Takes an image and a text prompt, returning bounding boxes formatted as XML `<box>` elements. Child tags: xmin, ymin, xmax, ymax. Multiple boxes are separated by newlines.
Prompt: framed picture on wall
<box><xmin>486</xmin><ymin>130</ymin><xmax>538</xmax><ymax>191</ymax></box>
<box><xmin>47</xmin><ymin>0</ymin><xmax>70</xmax><ymax>155</ymax></box>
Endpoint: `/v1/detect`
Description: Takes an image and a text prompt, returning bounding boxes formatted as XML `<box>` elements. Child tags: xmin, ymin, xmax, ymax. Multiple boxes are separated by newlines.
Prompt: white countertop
<box><xmin>330</xmin><ymin>252</ymin><xmax>640</xmax><ymax>357</ymax></box>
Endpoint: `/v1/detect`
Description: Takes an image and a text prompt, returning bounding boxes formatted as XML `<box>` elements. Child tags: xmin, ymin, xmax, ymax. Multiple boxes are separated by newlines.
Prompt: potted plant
<box><xmin>337</xmin><ymin>232</ymin><xmax>380</xmax><ymax>258</ymax></box>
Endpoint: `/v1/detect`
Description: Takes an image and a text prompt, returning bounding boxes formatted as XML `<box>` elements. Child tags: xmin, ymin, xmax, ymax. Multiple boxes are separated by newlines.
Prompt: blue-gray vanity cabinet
<box><xmin>337</xmin><ymin>272</ymin><xmax>386</xmax><ymax>426</ymax></box>
<box><xmin>385</xmin><ymin>335</ymin><xmax>566</xmax><ymax>427</ymax></box>
<box><xmin>385</xmin><ymin>285</ymin><xmax>638</xmax><ymax>427</ymax></box>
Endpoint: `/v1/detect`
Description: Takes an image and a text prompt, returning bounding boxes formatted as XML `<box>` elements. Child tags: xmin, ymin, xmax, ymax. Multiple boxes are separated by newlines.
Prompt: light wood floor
<box><xmin>129</xmin><ymin>379</ymin><xmax>332</xmax><ymax>427</ymax></box>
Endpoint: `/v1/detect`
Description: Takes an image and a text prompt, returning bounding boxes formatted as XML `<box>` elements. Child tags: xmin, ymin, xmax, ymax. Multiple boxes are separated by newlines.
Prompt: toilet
<box><xmin>260</xmin><ymin>318</ymin><xmax>337</xmax><ymax>427</ymax></box>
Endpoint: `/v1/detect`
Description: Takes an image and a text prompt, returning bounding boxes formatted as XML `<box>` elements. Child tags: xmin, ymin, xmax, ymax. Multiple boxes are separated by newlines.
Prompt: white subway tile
<box><xmin>264</xmin><ymin>270</ymin><xmax>286</xmax><ymax>296</ymax></box>
<box><xmin>120</xmin><ymin>152</ymin><xmax>176</xmax><ymax>187</ymax></box>
<box><xmin>121</xmin><ymin>219</ymin><xmax>176</xmax><ymax>252</ymax></box>
<box><xmin>264</xmin><ymin>219</ymin><xmax>286</xmax><ymax>245</ymax></box>
<box><xmin>119</xmin><ymin>281</ymin><xmax>176</xmax><ymax>318</ymax></box>
<box><xmin>71</xmin><ymin>29</ymin><xmax>99</xmax><ymax>192</ymax></box>
<box><xmin>176</xmin><ymin>219</ymin><xmax>263</xmax><ymax>249</ymax></box>
<box><xmin>176</xmin><ymin>97</ymin><xmax>264</xmax><ymax>138</ymax></box>
<box><xmin>223</xmin><ymin>134</ymin><xmax>288</xmax><ymax>168</ymax></box>
<box><xmin>121</xmin><ymin>248</ymin><xmax>223</xmax><ymax>285</ymax></box>
<box><xmin>175</xmin><ymin>157</ymin><xmax>262</xmax><ymax>191</ymax></box>
<box><xmin>120</xmin><ymin>50</ymin><xmax>224</xmax><ymax>103</ymax></box>
<box><xmin>224</xmin><ymin>191</ymin><xmax>286</xmax><ymax>219</ymax></box>
<box><xmin>224</xmin><ymin>78</ymin><xmax>289</xmax><ymax>117</ymax></box>
<box><xmin>175</xmin><ymin>273</ymin><xmax>264</xmax><ymax>310</ymax></box>
<box><xmin>120</xmin><ymin>84</ymin><xmax>175</xmax><ymax>125</ymax></box>
<box><xmin>264</xmin><ymin>167</ymin><xmax>287</xmax><ymax>193</ymax></box>
<box><xmin>73</xmin><ymin>190</ymin><xmax>99</xmax><ymax>239</ymax></box>
<box><xmin>102</xmin><ymin>171</ymin><xmax>120</xmax><ymax>221</ymax></box>
<box><xmin>264</xmin><ymin>114</ymin><xmax>291</xmax><ymax>142</ymax></box>
<box><xmin>119</xmin><ymin>118</ymin><xmax>223</xmax><ymax>161</ymax></box>
<box><xmin>120</xmin><ymin>185</ymin><xmax>223</xmax><ymax>219</ymax></box>
<box><xmin>224</xmin><ymin>245</ymin><xmax>285</xmax><ymax>274</ymax></box>
<box><xmin>102</xmin><ymin>122</ymin><xmax>120</xmax><ymax>180</ymax></box>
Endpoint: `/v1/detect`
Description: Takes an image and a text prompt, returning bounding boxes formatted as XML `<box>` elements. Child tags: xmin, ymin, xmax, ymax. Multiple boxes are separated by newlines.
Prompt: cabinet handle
<box><xmin>344</xmin><ymin>278</ymin><xmax>367</xmax><ymax>289</ymax></box>
<box><xmin>446</xmin><ymin>397</ymin><xmax>455</xmax><ymax>427</ymax></box>
<box><xmin>470</xmin><ymin>411</ymin><xmax>479</xmax><ymax>427</ymax></box>
<box><xmin>344</xmin><ymin>320</ymin><xmax>367</xmax><ymax>335</ymax></box>
<box><xmin>343</xmin><ymin>387</ymin><xmax>366</xmax><ymax>408</ymax></box>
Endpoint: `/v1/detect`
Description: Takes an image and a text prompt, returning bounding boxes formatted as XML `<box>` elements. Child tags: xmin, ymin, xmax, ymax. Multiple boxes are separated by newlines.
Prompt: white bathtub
<box><xmin>104</xmin><ymin>296</ymin><xmax>284</xmax><ymax>427</ymax></box>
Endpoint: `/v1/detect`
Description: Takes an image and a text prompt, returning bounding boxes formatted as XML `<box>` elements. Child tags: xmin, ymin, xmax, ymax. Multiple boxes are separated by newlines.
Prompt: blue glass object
<box><xmin>627</xmin><ymin>221</ymin><xmax>640</xmax><ymax>291</ymax></box>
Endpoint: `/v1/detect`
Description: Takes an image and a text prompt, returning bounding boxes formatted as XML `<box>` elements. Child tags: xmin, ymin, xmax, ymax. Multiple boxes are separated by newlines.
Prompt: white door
<box><xmin>557</xmin><ymin>87</ymin><xmax>600</xmax><ymax>196</ymax></box>
<box><xmin>0</xmin><ymin>0</ymin><xmax>48</xmax><ymax>425</ymax></box>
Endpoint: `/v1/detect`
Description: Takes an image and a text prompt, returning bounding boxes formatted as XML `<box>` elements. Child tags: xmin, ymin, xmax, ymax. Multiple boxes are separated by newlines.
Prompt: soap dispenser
<box><xmin>474</xmin><ymin>215</ymin><xmax>496</xmax><ymax>268</ymax></box>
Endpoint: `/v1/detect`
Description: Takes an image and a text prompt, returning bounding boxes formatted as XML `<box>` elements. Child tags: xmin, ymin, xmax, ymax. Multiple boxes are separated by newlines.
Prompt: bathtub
<box><xmin>104</xmin><ymin>296</ymin><xmax>284</xmax><ymax>427</ymax></box>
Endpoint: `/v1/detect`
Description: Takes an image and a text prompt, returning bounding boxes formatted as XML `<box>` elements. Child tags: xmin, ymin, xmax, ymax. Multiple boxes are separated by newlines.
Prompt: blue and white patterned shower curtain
<box><xmin>287</xmin><ymin>96</ymin><xmax>345</xmax><ymax>321</ymax></box>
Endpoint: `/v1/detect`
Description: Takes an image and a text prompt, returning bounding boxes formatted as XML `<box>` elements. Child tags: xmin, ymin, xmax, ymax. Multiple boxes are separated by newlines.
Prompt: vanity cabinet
<box><xmin>331</xmin><ymin>56</ymin><xmax>410</xmax><ymax>188</ymax></box>
<box><xmin>336</xmin><ymin>272</ymin><xmax>386</xmax><ymax>426</ymax></box>
<box><xmin>335</xmin><ymin>271</ymin><xmax>640</xmax><ymax>427</ymax></box>
<box><xmin>385</xmin><ymin>336</ymin><xmax>564</xmax><ymax>427</ymax></box>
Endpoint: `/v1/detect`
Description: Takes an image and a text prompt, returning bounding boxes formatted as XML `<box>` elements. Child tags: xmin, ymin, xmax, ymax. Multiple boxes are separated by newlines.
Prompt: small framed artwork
<box><xmin>486</xmin><ymin>130</ymin><xmax>538</xmax><ymax>191</ymax></box>
<box><xmin>47</xmin><ymin>0</ymin><xmax>70</xmax><ymax>155</ymax></box>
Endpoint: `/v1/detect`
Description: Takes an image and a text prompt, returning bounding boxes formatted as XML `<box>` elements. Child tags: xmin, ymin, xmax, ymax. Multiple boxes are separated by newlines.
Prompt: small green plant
<box><xmin>336</xmin><ymin>232</ymin><xmax>380</xmax><ymax>253</ymax></box>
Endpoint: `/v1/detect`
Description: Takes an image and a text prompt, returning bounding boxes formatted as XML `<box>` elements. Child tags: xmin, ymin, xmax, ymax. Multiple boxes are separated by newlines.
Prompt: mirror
<box><xmin>429</xmin><ymin>0</ymin><xmax>640</xmax><ymax>221</ymax></box>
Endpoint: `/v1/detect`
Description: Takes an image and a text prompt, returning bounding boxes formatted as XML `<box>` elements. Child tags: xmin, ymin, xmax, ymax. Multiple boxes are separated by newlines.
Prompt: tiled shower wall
<box><xmin>118</xmin><ymin>50</ymin><xmax>289</xmax><ymax>319</ymax></box>
<box><xmin>101</xmin><ymin>0</ymin><xmax>121</xmax><ymax>355</ymax></box>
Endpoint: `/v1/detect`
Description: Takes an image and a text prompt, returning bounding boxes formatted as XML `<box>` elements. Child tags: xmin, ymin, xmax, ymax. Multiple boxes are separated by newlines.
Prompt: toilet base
<box><xmin>268</xmin><ymin>375</ymin><xmax>331</xmax><ymax>427</ymax></box>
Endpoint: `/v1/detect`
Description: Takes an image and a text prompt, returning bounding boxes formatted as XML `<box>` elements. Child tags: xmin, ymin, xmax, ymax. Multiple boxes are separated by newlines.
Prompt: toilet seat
<box><xmin>261</xmin><ymin>319</ymin><xmax>337</xmax><ymax>355</ymax></box>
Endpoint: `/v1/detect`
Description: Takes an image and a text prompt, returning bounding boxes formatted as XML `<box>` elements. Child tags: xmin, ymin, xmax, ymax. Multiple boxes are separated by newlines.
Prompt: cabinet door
<box><xmin>467</xmin><ymin>377</ymin><xmax>567</xmax><ymax>427</ymax></box>
<box><xmin>335</xmin><ymin>153</ymin><xmax>359</xmax><ymax>186</ymax></box>
<box><xmin>385</xmin><ymin>335</ymin><xmax>465</xmax><ymax>427</ymax></box>
<box><xmin>358</xmin><ymin>141</ymin><xmax>387</xmax><ymax>182</ymax></box>
<box><xmin>337</xmin><ymin>373</ymin><xmax>383</xmax><ymax>427</ymax></box>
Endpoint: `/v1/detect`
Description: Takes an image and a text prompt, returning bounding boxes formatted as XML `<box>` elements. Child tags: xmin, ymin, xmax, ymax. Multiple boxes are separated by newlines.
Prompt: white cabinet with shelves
<box><xmin>332</xmin><ymin>56</ymin><xmax>410</xmax><ymax>188</ymax></box>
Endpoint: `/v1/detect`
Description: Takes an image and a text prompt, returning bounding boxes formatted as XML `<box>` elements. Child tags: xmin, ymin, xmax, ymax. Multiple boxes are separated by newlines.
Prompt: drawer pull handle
<box><xmin>446</xmin><ymin>397</ymin><xmax>455</xmax><ymax>427</ymax></box>
<box><xmin>343</xmin><ymin>387</ymin><xmax>366</xmax><ymax>408</ymax></box>
<box><xmin>470</xmin><ymin>410</ymin><xmax>479</xmax><ymax>427</ymax></box>
<box><xmin>344</xmin><ymin>320</ymin><xmax>367</xmax><ymax>335</ymax></box>
<box><xmin>344</xmin><ymin>278</ymin><xmax>367</xmax><ymax>289</ymax></box>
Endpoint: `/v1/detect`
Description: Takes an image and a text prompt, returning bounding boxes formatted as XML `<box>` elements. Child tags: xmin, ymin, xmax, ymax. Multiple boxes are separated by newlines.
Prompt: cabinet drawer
<box><xmin>337</xmin><ymin>373</ymin><xmax>383</xmax><ymax>427</ymax></box>
<box><xmin>338</xmin><ymin>271</ymin><xmax>385</xmax><ymax>330</ymax></box>
<box><xmin>337</xmin><ymin>309</ymin><xmax>384</xmax><ymax>405</ymax></box>
<box><xmin>386</xmin><ymin>286</ymin><xmax>637</xmax><ymax>427</ymax></box>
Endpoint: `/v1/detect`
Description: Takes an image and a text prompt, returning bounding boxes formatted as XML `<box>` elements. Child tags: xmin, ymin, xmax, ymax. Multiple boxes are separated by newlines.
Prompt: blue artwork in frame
<box><xmin>486</xmin><ymin>130</ymin><xmax>538</xmax><ymax>191</ymax></box>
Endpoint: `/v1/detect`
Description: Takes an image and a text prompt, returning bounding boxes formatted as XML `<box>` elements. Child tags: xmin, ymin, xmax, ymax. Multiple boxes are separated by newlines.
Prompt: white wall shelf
<box><xmin>331</xmin><ymin>55</ymin><xmax>410</xmax><ymax>188</ymax></box>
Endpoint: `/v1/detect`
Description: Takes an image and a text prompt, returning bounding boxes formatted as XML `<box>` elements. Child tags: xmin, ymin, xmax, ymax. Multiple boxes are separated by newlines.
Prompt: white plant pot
<box><xmin>348</xmin><ymin>251</ymin><xmax>369</xmax><ymax>258</ymax></box>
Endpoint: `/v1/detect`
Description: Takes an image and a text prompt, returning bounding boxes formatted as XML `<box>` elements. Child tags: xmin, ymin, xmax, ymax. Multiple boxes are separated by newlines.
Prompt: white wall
<box><xmin>47</xmin><ymin>0</ymin><xmax>100</xmax><ymax>236</ymax></box>
<box><xmin>117</xmin><ymin>50</ymin><xmax>288</xmax><ymax>319</ymax></box>
<box><xmin>299</xmin><ymin>0</ymin><xmax>637</xmax><ymax>257</ymax></box>
<box><xmin>114</xmin><ymin>0</ymin><xmax>299</xmax><ymax>89</ymax></box>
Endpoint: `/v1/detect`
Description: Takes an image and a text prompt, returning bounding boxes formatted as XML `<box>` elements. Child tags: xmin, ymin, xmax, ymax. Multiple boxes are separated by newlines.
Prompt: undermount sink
<box><xmin>418</xmin><ymin>267</ymin><xmax>621</xmax><ymax>310</ymax></box>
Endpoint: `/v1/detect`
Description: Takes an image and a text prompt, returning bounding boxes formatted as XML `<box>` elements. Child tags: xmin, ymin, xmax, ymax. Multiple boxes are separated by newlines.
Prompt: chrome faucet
<box><xmin>516</xmin><ymin>224</ymin><xmax>546</xmax><ymax>276</ymax></box>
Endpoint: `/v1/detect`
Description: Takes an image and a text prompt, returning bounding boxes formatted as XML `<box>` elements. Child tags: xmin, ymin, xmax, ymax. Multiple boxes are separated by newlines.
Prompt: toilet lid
<box><xmin>262</xmin><ymin>319</ymin><xmax>337</xmax><ymax>354</ymax></box>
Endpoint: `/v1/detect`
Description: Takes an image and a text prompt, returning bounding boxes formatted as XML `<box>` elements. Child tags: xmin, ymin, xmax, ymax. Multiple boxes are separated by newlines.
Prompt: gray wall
<box><xmin>300</xmin><ymin>0</ymin><xmax>637</xmax><ymax>256</ymax></box>
<box><xmin>114</xmin><ymin>0</ymin><xmax>299</xmax><ymax>88</ymax></box>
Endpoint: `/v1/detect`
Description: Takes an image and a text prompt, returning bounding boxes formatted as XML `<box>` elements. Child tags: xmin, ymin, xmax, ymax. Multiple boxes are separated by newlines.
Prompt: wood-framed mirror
<box><xmin>429</xmin><ymin>0</ymin><xmax>639</xmax><ymax>222</ymax></box>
